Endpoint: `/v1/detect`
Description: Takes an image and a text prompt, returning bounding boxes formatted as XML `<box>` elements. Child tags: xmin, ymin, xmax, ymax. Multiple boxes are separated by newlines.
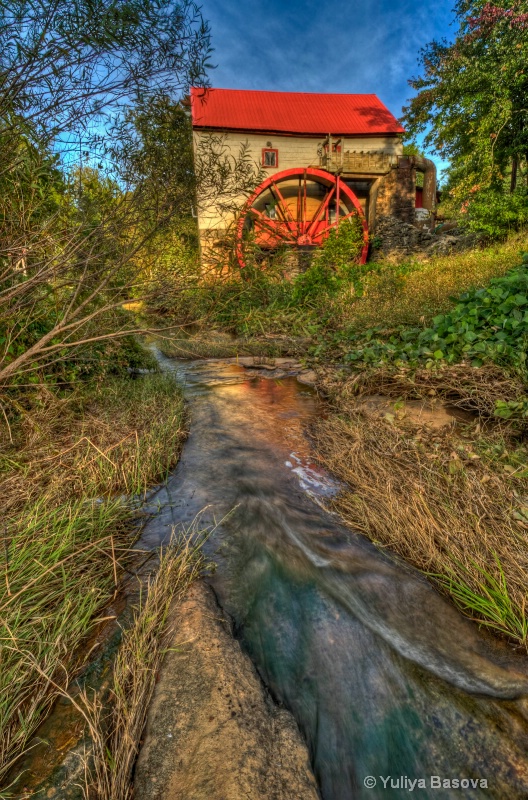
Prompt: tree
<box><xmin>403</xmin><ymin>1</ymin><xmax>528</xmax><ymax>234</ymax></box>
<box><xmin>0</xmin><ymin>1</ymin><xmax>211</xmax><ymax>145</ymax></box>
<box><xmin>110</xmin><ymin>93</ymin><xmax>266</xmax><ymax>287</ymax></box>
<box><xmin>0</xmin><ymin>1</ymin><xmax>212</xmax><ymax>391</ymax></box>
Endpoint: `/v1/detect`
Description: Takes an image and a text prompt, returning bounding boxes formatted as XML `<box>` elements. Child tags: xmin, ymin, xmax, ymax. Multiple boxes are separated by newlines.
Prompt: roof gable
<box><xmin>190</xmin><ymin>88</ymin><xmax>404</xmax><ymax>136</ymax></box>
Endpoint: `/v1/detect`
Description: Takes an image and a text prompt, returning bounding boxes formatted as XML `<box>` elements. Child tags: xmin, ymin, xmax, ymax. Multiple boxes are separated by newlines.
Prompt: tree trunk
<box><xmin>510</xmin><ymin>156</ymin><xmax>518</xmax><ymax>193</ymax></box>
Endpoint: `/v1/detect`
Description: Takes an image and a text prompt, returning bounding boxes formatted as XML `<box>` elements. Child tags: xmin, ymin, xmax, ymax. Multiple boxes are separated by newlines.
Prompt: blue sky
<box><xmin>198</xmin><ymin>0</ymin><xmax>459</xmax><ymax>176</ymax></box>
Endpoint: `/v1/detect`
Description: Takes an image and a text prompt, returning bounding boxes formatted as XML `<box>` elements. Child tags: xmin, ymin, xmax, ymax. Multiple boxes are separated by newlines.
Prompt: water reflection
<box><xmin>141</xmin><ymin>355</ymin><xmax>528</xmax><ymax>799</ymax></box>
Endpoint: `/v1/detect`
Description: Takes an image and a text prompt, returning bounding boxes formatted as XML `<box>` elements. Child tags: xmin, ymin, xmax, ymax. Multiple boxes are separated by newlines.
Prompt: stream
<box><xmin>137</xmin><ymin>354</ymin><xmax>528</xmax><ymax>800</ymax></box>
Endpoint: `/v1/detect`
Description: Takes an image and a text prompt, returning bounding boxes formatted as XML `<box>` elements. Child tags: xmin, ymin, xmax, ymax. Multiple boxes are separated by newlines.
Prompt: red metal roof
<box><xmin>190</xmin><ymin>88</ymin><xmax>404</xmax><ymax>136</ymax></box>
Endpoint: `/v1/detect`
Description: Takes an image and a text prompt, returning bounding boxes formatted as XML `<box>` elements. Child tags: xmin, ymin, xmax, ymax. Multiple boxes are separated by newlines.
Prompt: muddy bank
<box><xmin>134</xmin><ymin>580</ymin><xmax>319</xmax><ymax>800</ymax></box>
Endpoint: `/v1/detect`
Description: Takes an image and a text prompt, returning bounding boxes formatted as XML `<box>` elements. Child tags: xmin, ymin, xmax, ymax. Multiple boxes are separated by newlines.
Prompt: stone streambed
<box><xmin>10</xmin><ymin>355</ymin><xmax>528</xmax><ymax>800</ymax></box>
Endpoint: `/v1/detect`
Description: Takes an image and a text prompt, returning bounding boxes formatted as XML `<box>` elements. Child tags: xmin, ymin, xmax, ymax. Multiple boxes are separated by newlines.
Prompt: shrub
<box><xmin>464</xmin><ymin>187</ymin><xmax>528</xmax><ymax>239</ymax></box>
<box><xmin>342</xmin><ymin>256</ymin><xmax>528</xmax><ymax>377</ymax></box>
<box><xmin>292</xmin><ymin>217</ymin><xmax>366</xmax><ymax>304</ymax></box>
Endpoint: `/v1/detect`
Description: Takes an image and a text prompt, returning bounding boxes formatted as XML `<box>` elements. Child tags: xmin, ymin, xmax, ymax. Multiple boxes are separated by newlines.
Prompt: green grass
<box><xmin>432</xmin><ymin>556</ymin><xmax>528</xmax><ymax>645</ymax></box>
<box><xmin>0</xmin><ymin>498</ymin><xmax>130</xmax><ymax>780</ymax></box>
<box><xmin>75</xmin><ymin>373</ymin><xmax>187</xmax><ymax>499</ymax></box>
<box><xmin>0</xmin><ymin>370</ymin><xmax>187</xmax><ymax>782</ymax></box>
<box><xmin>346</xmin><ymin>233</ymin><xmax>528</xmax><ymax>330</ymax></box>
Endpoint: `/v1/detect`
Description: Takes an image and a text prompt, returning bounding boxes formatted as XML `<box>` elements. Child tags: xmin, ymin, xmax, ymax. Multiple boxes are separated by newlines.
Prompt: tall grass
<box><xmin>345</xmin><ymin>233</ymin><xmax>527</xmax><ymax>330</ymax></box>
<box><xmin>0</xmin><ymin>372</ymin><xmax>187</xmax><ymax>782</ymax></box>
<box><xmin>0</xmin><ymin>498</ymin><xmax>130</xmax><ymax>780</ymax></box>
<box><xmin>433</xmin><ymin>556</ymin><xmax>528</xmax><ymax>644</ymax></box>
<box><xmin>1</xmin><ymin>373</ymin><xmax>186</xmax><ymax>516</ymax></box>
<box><xmin>80</xmin><ymin>529</ymin><xmax>207</xmax><ymax>800</ymax></box>
<box><xmin>155</xmin><ymin>334</ymin><xmax>301</xmax><ymax>360</ymax></box>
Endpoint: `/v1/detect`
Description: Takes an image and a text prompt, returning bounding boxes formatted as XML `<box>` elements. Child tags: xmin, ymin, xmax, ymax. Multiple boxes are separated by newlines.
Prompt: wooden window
<box><xmin>262</xmin><ymin>148</ymin><xmax>278</xmax><ymax>168</ymax></box>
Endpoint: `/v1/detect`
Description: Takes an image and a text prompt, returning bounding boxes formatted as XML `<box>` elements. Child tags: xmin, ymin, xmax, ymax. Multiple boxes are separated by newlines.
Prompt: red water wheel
<box><xmin>236</xmin><ymin>167</ymin><xmax>369</xmax><ymax>270</ymax></box>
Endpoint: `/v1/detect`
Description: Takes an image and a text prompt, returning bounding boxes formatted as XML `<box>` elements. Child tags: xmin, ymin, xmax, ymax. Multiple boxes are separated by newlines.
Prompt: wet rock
<box><xmin>233</xmin><ymin>357</ymin><xmax>303</xmax><ymax>372</ymax></box>
<box><xmin>297</xmin><ymin>370</ymin><xmax>317</xmax><ymax>387</ymax></box>
<box><xmin>134</xmin><ymin>581</ymin><xmax>319</xmax><ymax>800</ymax></box>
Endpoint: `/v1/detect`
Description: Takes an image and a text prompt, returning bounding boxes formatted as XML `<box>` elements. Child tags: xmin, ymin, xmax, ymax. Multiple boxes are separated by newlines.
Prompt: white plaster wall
<box><xmin>194</xmin><ymin>129</ymin><xmax>403</xmax><ymax>234</ymax></box>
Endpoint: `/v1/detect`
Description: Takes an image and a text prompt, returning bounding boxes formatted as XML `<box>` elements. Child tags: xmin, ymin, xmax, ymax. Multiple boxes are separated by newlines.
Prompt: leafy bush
<box><xmin>342</xmin><ymin>255</ymin><xmax>528</xmax><ymax>377</ymax></box>
<box><xmin>292</xmin><ymin>219</ymin><xmax>366</xmax><ymax>304</ymax></box>
<box><xmin>464</xmin><ymin>187</ymin><xmax>528</xmax><ymax>239</ymax></box>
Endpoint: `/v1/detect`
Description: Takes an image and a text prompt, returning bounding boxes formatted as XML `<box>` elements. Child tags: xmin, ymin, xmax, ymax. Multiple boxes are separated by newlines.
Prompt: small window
<box><xmin>262</xmin><ymin>148</ymin><xmax>278</xmax><ymax>168</ymax></box>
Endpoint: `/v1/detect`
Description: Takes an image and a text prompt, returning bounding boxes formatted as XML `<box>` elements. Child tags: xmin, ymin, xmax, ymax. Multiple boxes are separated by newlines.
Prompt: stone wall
<box><xmin>372</xmin><ymin>215</ymin><xmax>481</xmax><ymax>259</ymax></box>
<box><xmin>375</xmin><ymin>161</ymin><xmax>415</xmax><ymax>225</ymax></box>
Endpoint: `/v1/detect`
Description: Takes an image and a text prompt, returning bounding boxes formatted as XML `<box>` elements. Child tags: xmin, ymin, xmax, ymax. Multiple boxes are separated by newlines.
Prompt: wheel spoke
<box><xmin>296</xmin><ymin>177</ymin><xmax>302</xmax><ymax>236</ymax></box>
<box><xmin>335</xmin><ymin>178</ymin><xmax>341</xmax><ymax>231</ymax></box>
<box><xmin>312</xmin><ymin>208</ymin><xmax>358</xmax><ymax>239</ymax></box>
<box><xmin>250</xmin><ymin>208</ymin><xmax>296</xmax><ymax>242</ymax></box>
<box><xmin>302</xmin><ymin>170</ymin><xmax>307</xmax><ymax>234</ymax></box>
<box><xmin>306</xmin><ymin>186</ymin><xmax>336</xmax><ymax>236</ymax></box>
<box><xmin>269</xmin><ymin>180</ymin><xmax>296</xmax><ymax>225</ymax></box>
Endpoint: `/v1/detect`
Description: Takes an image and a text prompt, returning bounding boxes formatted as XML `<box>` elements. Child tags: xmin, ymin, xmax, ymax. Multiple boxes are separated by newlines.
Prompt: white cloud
<box><xmin>199</xmin><ymin>0</ymin><xmax>456</xmax><ymax>169</ymax></box>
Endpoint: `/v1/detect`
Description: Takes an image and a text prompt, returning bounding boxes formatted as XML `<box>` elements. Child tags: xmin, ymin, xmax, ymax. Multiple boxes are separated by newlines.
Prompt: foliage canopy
<box><xmin>403</xmin><ymin>1</ymin><xmax>528</xmax><ymax>235</ymax></box>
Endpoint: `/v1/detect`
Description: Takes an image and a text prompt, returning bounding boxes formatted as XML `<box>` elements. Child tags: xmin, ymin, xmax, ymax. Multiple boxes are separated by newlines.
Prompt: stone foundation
<box><xmin>372</xmin><ymin>215</ymin><xmax>482</xmax><ymax>259</ymax></box>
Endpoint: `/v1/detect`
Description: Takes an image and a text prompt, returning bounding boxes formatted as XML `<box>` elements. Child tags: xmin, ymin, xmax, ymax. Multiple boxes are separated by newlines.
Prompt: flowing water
<box><xmin>138</xmin><ymin>355</ymin><xmax>528</xmax><ymax>800</ymax></box>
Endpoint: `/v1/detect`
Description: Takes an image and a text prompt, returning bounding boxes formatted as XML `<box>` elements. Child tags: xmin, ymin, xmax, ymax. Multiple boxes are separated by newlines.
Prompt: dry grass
<box><xmin>346</xmin><ymin>233</ymin><xmax>527</xmax><ymax>329</ymax></box>
<box><xmin>156</xmin><ymin>332</ymin><xmax>309</xmax><ymax>361</ymax></box>
<box><xmin>79</xmin><ymin>528</ymin><xmax>207</xmax><ymax>800</ymax></box>
<box><xmin>1</xmin><ymin>373</ymin><xmax>186</xmax><ymax>516</ymax></box>
<box><xmin>314</xmin><ymin>406</ymin><xmax>528</xmax><ymax>646</ymax></box>
<box><xmin>0</xmin><ymin>372</ymin><xmax>187</xmax><ymax>783</ymax></box>
<box><xmin>318</xmin><ymin>363</ymin><xmax>527</xmax><ymax>420</ymax></box>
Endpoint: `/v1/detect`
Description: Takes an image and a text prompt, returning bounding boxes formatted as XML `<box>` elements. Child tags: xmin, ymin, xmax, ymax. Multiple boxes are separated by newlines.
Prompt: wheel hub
<box><xmin>297</xmin><ymin>234</ymin><xmax>313</xmax><ymax>246</ymax></box>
